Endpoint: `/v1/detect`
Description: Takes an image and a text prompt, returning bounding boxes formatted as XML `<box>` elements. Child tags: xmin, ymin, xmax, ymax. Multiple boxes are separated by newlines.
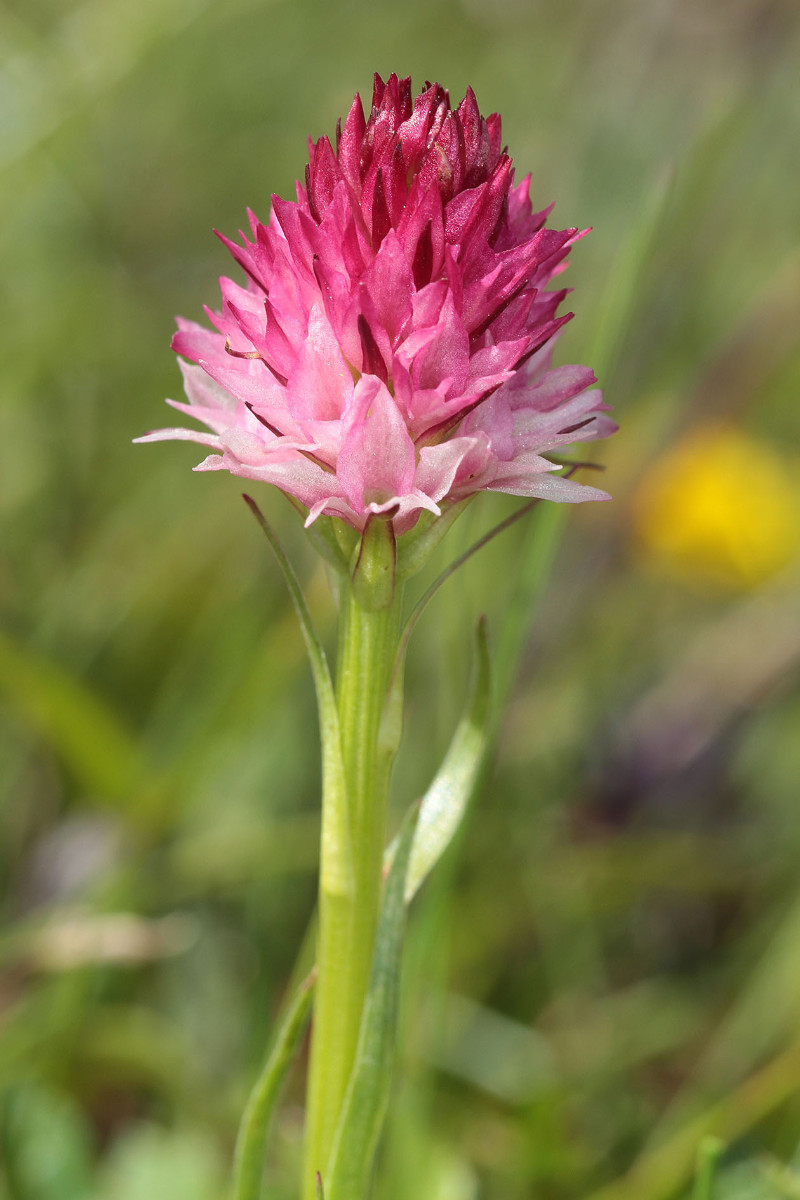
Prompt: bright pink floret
<box><xmin>139</xmin><ymin>74</ymin><xmax>616</xmax><ymax>532</ymax></box>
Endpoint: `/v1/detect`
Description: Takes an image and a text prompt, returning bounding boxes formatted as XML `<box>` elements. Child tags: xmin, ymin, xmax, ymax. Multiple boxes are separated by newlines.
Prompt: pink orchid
<box><xmin>139</xmin><ymin>74</ymin><xmax>616</xmax><ymax>533</ymax></box>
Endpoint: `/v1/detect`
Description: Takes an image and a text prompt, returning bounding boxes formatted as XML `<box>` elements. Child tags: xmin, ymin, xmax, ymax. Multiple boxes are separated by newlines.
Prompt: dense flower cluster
<box><xmin>140</xmin><ymin>74</ymin><xmax>615</xmax><ymax>532</ymax></box>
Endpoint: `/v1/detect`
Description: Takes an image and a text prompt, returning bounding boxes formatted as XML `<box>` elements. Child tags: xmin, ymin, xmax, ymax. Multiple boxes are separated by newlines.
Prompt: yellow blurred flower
<box><xmin>632</xmin><ymin>424</ymin><xmax>800</xmax><ymax>588</ymax></box>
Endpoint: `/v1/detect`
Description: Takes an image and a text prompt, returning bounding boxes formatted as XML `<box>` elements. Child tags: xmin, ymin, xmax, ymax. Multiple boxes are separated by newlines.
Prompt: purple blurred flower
<box><xmin>140</xmin><ymin>74</ymin><xmax>616</xmax><ymax>532</ymax></box>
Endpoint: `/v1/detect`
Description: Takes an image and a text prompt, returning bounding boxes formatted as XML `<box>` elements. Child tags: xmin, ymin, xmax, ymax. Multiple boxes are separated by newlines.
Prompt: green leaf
<box><xmin>244</xmin><ymin>496</ymin><xmax>352</xmax><ymax>898</ymax></box>
<box><xmin>325</xmin><ymin>804</ymin><xmax>418</xmax><ymax>1200</ymax></box>
<box><xmin>386</xmin><ymin>618</ymin><xmax>492</xmax><ymax>903</ymax></box>
<box><xmin>230</xmin><ymin>970</ymin><xmax>316</xmax><ymax>1200</ymax></box>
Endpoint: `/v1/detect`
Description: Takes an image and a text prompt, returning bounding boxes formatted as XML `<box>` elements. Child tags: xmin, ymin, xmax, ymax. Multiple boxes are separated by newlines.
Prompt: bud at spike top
<box><xmin>138</xmin><ymin>74</ymin><xmax>617</xmax><ymax>532</ymax></box>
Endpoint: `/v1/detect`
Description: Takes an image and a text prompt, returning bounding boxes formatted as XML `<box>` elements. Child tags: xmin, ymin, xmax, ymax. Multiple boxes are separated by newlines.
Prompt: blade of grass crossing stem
<box><xmin>230</xmin><ymin>970</ymin><xmax>317</xmax><ymax>1200</ymax></box>
<box><xmin>325</xmin><ymin>805</ymin><xmax>418</xmax><ymax>1200</ymax></box>
<box><xmin>384</xmin><ymin>618</ymin><xmax>492</xmax><ymax>903</ymax></box>
<box><xmin>244</xmin><ymin>496</ymin><xmax>352</xmax><ymax>898</ymax></box>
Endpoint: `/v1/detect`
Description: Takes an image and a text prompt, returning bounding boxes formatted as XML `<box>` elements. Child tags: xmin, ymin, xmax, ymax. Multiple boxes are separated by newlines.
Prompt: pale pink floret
<box><xmin>137</xmin><ymin>74</ymin><xmax>616</xmax><ymax>532</ymax></box>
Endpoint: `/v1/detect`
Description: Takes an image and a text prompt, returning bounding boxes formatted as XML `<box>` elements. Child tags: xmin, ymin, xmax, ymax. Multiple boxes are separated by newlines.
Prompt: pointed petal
<box><xmin>490</xmin><ymin>466</ymin><xmax>610</xmax><ymax>503</ymax></box>
<box><xmin>178</xmin><ymin>359</ymin><xmax>239</xmax><ymax>412</ymax></box>
<box><xmin>133</xmin><ymin>427</ymin><xmax>221</xmax><ymax>448</ymax></box>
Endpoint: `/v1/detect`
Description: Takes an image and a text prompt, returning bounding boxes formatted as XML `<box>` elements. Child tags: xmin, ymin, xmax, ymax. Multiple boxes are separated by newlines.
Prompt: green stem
<box><xmin>303</xmin><ymin>581</ymin><xmax>402</xmax><ymax>1200</ymax></box>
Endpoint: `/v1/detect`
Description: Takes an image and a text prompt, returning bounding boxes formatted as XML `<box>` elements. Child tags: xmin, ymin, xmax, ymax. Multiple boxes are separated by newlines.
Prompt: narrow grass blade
<box><xmin>585</xmin><ymin>165</ymin><xmax>674</xmax><ymax>385</ymax></box>
<box><xmin>490</xmin><ymin>171</ymin><xmax>676</xmax><ymax>709</ymax></box>
<box><xmin>585</xmin><ymin>1042</ymin><xmax>800</xmax><ymax>1200</ymax></box>
<box><xmin>325</xmin><ymin>805</ymin><xmax>418</xmax><ymax>1200</ymax></box>
<box><xmin>398</xmin><ymin>617</ymin><xmax>492</xmax><ymax>903</ymax></box>
<box><xmin>493</xmin><ymin>501</ymin><xmax>567</xmax><ymax>705</ymax></box>
<box><xmin>693</xmin><ymin>1138</ymin><xmax>724</xmax><ymax>1200</ymax></box>
<box><xmin>230</xmin><ymin>970</ymin><xmax>316</xmax><ymax>1200</ymax></box>
<box><xmin>244</xmin><ymin>496</ymin><xmax>352</xmax><ymax>898</ymax></box>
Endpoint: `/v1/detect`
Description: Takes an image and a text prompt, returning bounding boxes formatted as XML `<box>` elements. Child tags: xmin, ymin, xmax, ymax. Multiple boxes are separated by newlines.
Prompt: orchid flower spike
<box><xmin>138</xmin><ymin>74</ymin><xmax>616</xmax><ymax>534</ymax></box>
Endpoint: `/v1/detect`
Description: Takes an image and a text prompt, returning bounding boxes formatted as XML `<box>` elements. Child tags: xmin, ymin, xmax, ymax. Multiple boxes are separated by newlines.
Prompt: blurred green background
<box><xmin>2</xmin><ymin>0</ymin><xmax>800</xmax><ymax>1197</ymax></box>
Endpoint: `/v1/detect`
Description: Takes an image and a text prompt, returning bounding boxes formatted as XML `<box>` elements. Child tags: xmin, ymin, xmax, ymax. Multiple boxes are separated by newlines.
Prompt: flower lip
<box><xmin>144</xmin><ymin>74</ymin><xmax>616</xmax><ymax>532</ymax></box>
